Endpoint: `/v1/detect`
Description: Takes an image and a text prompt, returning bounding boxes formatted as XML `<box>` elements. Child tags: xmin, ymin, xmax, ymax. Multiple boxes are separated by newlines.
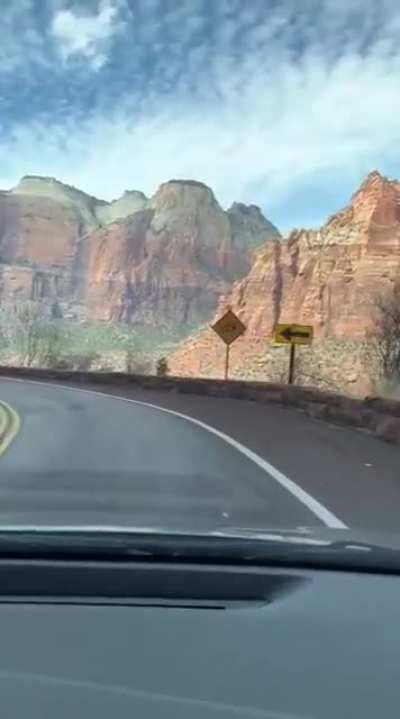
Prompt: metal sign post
<box><xmin>288</xmin><ymin>342</ymin><xmax>295</xmax><ymax>384</ymax></box>
<box><xmin>225</xmin><ymin>344</ymin><xmax>230</xmax><ymax>381</ymax></box>
<box><xmin>273</xmin><ymin>323</ymin><xmax>314</xmax><ymax>385</ymax></box>
<box><xmin>212</xmin><ymin>309</ymin><xmax>246</xmax><ymax>381</ymax></box>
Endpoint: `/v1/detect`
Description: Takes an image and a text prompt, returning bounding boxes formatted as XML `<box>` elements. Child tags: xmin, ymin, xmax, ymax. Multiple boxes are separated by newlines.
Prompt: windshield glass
<box><xmin>0</xmin><ymin>0</ymin><xmax>399</xmax><ymax>546</ymax></box>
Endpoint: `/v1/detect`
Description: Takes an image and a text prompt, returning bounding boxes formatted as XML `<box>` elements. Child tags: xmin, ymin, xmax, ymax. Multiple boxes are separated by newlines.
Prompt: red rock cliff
<box><xmin>83</xmin><ymin>181</ymin><xmax>279</xmax><ymax>325</ymax></box>
<box><xmin>170</xmin><ymin>171</ymin><xmax>400</xmax><ymax>393</ymax></box>
<box><xmin>0</xmin><ymin>176</ymin><xmax>279</xmax><ymax>325</ymax></box>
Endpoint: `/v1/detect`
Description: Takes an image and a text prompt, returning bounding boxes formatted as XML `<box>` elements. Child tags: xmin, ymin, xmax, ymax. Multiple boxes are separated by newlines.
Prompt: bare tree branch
<box><xmin>0</xmin><ymin>301</ymin><xmax>63</xmax><ymax>368</ymax></box>
<box><xmin>369</xmin><ymin>281</ymin><xmax>400</xmax><ymax>383</ymax></box>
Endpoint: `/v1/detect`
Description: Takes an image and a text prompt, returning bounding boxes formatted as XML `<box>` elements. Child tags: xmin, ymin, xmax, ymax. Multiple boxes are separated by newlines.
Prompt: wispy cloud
<box><xmin>50</xmin><ymin>0</ymin><xmax>127</xmax><ymax>69</ymax></box>
<box><xmin>1</xmin><ymin>0</ymin><xmax>400</xmax><ymax>229</ymax></box>
<box><xmin>0</xmin><ymin>0</ymin><xmax>49</xmax><ymax>77</ymax></box>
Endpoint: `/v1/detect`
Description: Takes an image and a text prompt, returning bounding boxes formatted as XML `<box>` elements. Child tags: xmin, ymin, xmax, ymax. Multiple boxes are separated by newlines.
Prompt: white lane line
<box><xmin>0</xmin><ymin>376</ymin><xmax>348</xmax><ymax>529</ymax></box>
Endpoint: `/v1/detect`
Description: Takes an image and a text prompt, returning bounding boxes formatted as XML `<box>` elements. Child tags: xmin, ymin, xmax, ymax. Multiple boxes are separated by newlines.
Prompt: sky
<box><xmin>1</xmin><ymin>0</ymin><xmax>400</xmax><ymax>232</ymax></box>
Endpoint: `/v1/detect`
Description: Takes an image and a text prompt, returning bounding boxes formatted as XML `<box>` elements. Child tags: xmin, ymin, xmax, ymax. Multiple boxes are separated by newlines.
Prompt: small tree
<box><xmin>39</xmin><ymin>322</ymin><xmax>64</xmax><ymax>369</ymax></box>
<box><xmin>0</xmin><ymin>301</ymin><xmax>64</xmax><ymax>368</ymax></box>
<box><xmin>119</xmin><ymin>330</ymin><xmax>151</xmax><ymax>375</ymax></box>
<box><xmin>122</xmin><ymin>332</ymin><xmax>138</xmax><ymax>374</ymax></box>
<box><xmin>125</xmin><ymin>347</ymin><xmax>136</xmax><ymax>374</ymax></box>
<box><xmin>370</xmin><ymin>281</ymin><xmax>400</xmax><ymax>387</ymax></box>
<box><xmin>156</xmin><ymin>357</ymin><xmax>169</xmax><ymax>377</ymax></box>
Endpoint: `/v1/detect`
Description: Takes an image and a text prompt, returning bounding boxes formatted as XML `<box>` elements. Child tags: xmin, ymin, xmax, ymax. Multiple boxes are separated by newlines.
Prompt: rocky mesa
<box><xmin>170</xmin><ymin>171</ymin><xmax>400</xmax><ymax>396</ymax></box>
<box><xmin>0</xmin><ymin>175</ymin><xmax>280</xmax><ymax>327</ymax></box>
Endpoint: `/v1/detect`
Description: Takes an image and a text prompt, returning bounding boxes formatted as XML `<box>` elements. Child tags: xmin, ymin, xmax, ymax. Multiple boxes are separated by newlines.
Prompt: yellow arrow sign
<box><xmin>274</xmin><ymin>323</ymin><xmax>313</xmax><ymax>345</ymax></box>
<box><xmin>212</xmin><ymin>309</ymin><xmax>246</xmax><ymax>346</ymax></box>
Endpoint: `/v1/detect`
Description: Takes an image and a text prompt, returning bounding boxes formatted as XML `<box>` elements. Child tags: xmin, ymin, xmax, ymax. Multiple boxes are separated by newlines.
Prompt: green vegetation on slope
<box><xmin>0</xmin><ymin>302</ymin><xmax>195</xmax><ymax>373</ymax></box>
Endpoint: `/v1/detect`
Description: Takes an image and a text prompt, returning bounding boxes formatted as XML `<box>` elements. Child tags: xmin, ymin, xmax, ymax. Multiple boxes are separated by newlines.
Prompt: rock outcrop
<box><xmin>0</xmin><ymin>175</ymin><xmax>279</xmax><ymax>325</ymax></box>
<box><xmin>170</xmin><ymin>171</ymin><xmax>400</xmax><ymax>396</ymax></box>
<box><xmin>83</xmin><ymin>181</ymin><xmax>279</xmax><ymax>325</ymax></box>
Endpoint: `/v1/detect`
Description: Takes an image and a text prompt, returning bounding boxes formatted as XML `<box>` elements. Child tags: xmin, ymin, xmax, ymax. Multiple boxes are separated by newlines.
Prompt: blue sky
<box><xmin>1</xmin><ymin>0</ymin><xmax>400</xmax><ymax>232</ymax></box>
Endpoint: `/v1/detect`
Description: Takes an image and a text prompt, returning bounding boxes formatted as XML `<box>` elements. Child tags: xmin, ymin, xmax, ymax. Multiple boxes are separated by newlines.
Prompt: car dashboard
<box><xmin>0</xmin><ymin>555</ymin><xmax>397</xmax><ymax>718</ymax></box>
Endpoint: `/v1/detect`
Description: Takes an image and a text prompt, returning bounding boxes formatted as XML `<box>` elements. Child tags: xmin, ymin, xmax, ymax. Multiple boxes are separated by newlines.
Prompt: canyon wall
<box><xmin>170</xmin><ymin>172</ymin><xmax>400</xmax><ymax>396</ymax></box>
<box><xmin>0</xmin><ymin>176</ymin><xmax>279</xmax><ymax>327</ymax></box>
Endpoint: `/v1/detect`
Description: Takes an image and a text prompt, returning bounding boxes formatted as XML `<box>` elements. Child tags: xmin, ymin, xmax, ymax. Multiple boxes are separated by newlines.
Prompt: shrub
<box><xmin>156</xmin><ymin>357</ymin><xmax>169</xmax><ymax>377</ymax></box>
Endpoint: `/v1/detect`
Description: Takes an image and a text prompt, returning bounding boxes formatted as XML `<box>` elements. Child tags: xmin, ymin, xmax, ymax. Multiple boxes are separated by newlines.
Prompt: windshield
<box><xmin>0</xmin><ymin>0</ymin><xmax>399</xmax><ymax>549</ymax></box>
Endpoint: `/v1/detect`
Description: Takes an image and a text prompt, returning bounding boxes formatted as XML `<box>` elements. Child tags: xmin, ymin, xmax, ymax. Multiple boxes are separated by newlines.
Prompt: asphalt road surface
<box><xmin>0</xmin><ymin>377</ymin><xmax>399</xmax><ymax>533</ymax></box>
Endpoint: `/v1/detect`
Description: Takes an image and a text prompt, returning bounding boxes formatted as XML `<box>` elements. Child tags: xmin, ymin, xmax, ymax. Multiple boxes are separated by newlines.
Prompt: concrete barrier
<box><xmin>0</xmin><ymin>366</ymin><xmax>400</xmax><ymax>444</ymax></box>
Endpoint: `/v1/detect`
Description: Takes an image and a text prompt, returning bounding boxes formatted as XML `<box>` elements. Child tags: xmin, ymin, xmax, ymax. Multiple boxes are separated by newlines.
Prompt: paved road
<box><xmin>0</xmin><ymin>378</ymin><xmax>399</xmax><ymax>533</ymax></box>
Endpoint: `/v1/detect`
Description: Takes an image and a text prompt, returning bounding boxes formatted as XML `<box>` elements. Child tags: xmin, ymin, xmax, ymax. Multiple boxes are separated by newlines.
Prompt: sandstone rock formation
<box><xmin>170</xmin><ymin>171</ymin><xmax>400</xmax><ymax>396</ymax></box>
<box><xmin>0</xmin><ymin>175</ymin><xmax>279</xmax><ymax>325</ymax></box>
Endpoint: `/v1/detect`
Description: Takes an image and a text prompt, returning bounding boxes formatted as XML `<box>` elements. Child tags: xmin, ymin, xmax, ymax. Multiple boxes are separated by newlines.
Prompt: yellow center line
<box><xmin>0</xmin><ymin>406</ymin><xmax>7</xmax><ymax>437</ymax></box>
<box><xmin>0</xmin><ymin>401</ymin><xmax>21</xmax><ymax>457</ymax></box>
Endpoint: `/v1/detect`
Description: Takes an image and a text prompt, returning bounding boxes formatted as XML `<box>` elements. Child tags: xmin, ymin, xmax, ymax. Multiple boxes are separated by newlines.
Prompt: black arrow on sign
<box><xmin>281</xmin><ymin>327</ymin><xmax>310</xmax><ymax>340</ymax></box>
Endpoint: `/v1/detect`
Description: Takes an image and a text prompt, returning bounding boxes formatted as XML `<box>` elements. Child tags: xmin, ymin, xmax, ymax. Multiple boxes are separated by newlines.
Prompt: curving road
<box><xmin>0</xmin><ymin>377</ymin><xmax>399</xmax><ymax>533</ymax></box>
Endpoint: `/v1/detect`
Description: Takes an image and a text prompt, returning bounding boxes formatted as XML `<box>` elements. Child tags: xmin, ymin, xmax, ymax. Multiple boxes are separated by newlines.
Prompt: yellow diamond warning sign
<box><xmin>212</xmin><ymin>309</ymin><xmax>246</xmax><ymax>346</ymax></box>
